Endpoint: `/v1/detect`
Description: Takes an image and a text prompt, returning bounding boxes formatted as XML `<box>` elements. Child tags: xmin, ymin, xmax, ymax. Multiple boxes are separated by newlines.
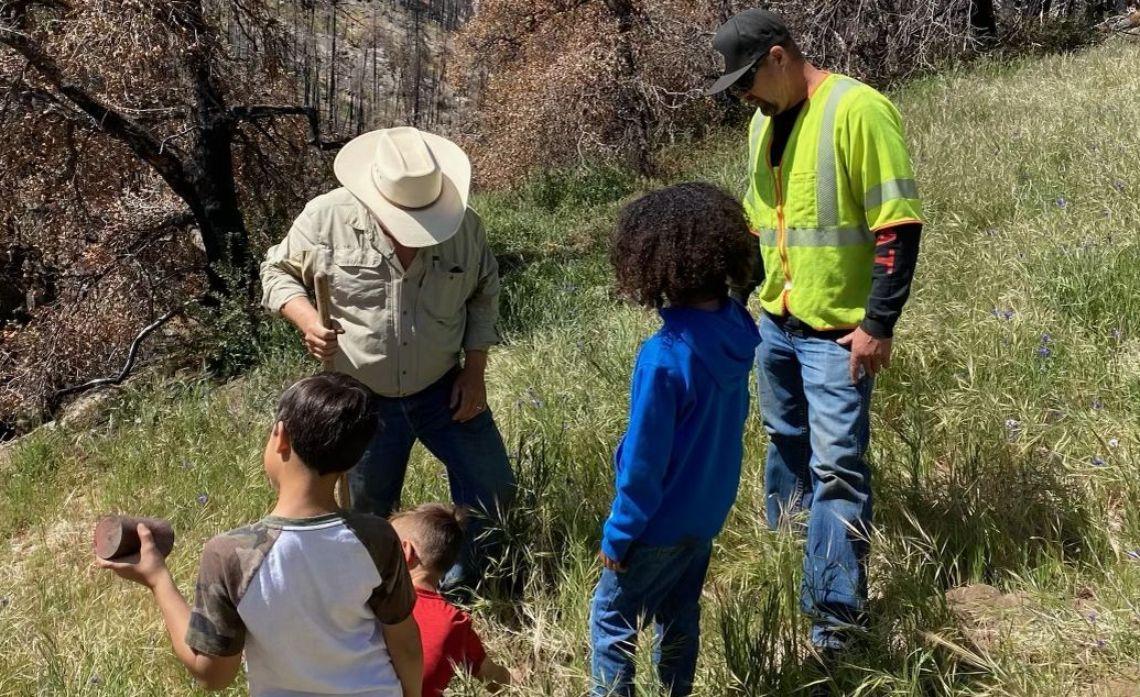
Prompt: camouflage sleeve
<box><xmin>185</xmin><ymin>533</ymin><xmax>252</xmax><ymax>656</ymax></box>
<box><xmin>344</xmin><ymin>514</ymin><xmax>417</xmax><ymax>624</ymax></box>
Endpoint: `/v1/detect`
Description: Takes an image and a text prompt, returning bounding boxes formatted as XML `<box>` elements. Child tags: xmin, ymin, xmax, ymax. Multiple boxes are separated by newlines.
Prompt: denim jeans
<box><xmin>589</xmin><ymin>540</ymin><xmax>712</xmax><ymax>697</ymax></box>
<box><xmin>348</xmin><ymin>368</ymin><xmax>515</xmax><ymax>595</ymax></box>
<box><xmin>755</xmin><ymin>313</ymin><xmax>873</xmax><ymax>649</ymax></box>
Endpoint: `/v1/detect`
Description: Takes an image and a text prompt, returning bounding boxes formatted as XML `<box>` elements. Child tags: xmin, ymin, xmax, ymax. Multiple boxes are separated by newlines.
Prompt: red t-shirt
<box><xmin>414</xmin><ymin>587</ymin><xmax>487</xmax><ymax>697</ymax></box>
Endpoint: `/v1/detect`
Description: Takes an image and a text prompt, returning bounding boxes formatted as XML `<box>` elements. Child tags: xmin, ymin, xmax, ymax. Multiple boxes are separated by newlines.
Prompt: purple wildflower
<box><xmin>1040</xmin><ymin>333</ymin><xmax>1052</xmax><ymax>344</ymax></box>
<box><xmin>197</xmin><ymin>493</ymin><xmax>209</xmax><ymax>506</ymax></box>
<box><xmin>1087</xmin><ymin>611</ymin><xmax>1099</xmax><ymax>622</ymax></box>
<box><xmin>1037</xmin><ymin>346</ymin><xmax>1052</xmax><ymax>358</ymax></box>
<box><xmin>1113</xmin><ymin>180</ymin><xmax>1126</xmax><ymax>192</ymax></box>
<box><xmin>1091</xmin><ymin>456</ymin><xmax>1106</xmax><ymax>467</ymax></box>
<box><xmin>1127</xmin><ymin>550</ymin><xmax>1140</xmax><ymax>561</ymax></box>
<box><xmin>984</xmin><ymin>228</ymin><xmax>998</xmax><ymax>237</ymax></box>
<box><xmin>89</xmin><ymin>675</ymin><xmax>102</xmax><ymax>687</ymax></box>
<box><xmin>1092</xmin><ymin>398</ymin><xmax>1105</xmax><ymax>411</ymax></box>
<box><xmin>1110</xmin><ymin>328</ymin><xmax>1123</xmax><ymax>342</ymax></box>
<box><xmin>1055</xmin><ymin>197</ymin><xmax>1068</xmax><ymax>209</ymax></box>
<box><xmin>1096</xmin><ymin>639</ymin><xmax>1107</xmax><ymax>649</ymax></box>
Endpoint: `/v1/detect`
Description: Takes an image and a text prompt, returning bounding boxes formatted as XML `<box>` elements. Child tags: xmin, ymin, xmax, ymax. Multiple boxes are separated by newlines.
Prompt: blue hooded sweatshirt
<box><xmin>601</xmin><ymin>299</ymin><xmax>761</xmax><ymax>563</ymax></box>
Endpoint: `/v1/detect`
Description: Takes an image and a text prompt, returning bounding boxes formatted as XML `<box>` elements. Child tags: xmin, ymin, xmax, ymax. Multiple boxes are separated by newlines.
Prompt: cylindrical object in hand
<box><xmin>314</xmin><ymin>271</ymin><xmax>335</xmax><ymax>371</ymax></box>
<box><xmin>94</xmin><ymin>516</ymin><xmax>175</xmax><ymax>560</ymax></box>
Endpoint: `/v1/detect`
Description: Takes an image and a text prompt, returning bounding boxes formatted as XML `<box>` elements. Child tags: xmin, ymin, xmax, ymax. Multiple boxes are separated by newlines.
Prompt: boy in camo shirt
<box><xmin>96</xmin><ymin>373</ymin><xmax>423</xmax><ymax>697</ymax></box>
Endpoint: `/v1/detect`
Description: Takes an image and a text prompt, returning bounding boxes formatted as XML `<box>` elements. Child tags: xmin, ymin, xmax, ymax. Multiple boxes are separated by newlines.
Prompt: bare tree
<box><xmin>0</xmin><ymin>0</ymin><xmax>350</xmax><ymax>300</ymax></box>
<box><xmin>0</xmin><ymin>0</ymin><xmax>352</xmax><ymax>427</ymax></box>
<box><xmin>0</xmin><ymin>0</ymin><xmax>476</xmax><ymax>431</ymax></box>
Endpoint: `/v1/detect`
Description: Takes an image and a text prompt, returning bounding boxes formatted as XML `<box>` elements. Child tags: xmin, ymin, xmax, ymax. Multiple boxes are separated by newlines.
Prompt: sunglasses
<box><xmin>727</xmin><ymin>58</ymin><xmax>764</xmax><ymax>100</ymax></box>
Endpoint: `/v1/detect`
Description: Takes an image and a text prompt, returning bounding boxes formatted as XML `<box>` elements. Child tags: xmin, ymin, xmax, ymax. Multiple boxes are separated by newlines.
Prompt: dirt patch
<box><xmin>1082</xmin><ymin>670</ymin><xmax>1140</xmax><ymax>697</ymax></box>
<box><xmin>944</xmin><ymin>583</ymin><xmax>1036</xmax><ymax>655</ymax></box>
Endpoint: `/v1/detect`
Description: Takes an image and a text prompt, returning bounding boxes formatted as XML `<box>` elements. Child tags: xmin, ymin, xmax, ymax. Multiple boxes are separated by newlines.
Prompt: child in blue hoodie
<box><xmin>590</xmin><ymin>182</ymin><xmax>760</xmax><ymax>697</ymax></box>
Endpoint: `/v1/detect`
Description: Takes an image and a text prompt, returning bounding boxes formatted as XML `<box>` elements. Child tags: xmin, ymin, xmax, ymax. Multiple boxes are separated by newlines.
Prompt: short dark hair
<box><xmin>776</xmin><ymin>36</ymin><xmax>802</xmax><ymax>59</ymax></box>
<box><xmin>390</xmin><ymin>503</ymin><xmax>467</xmax><ymax>575</ymax></box>
<box><xmin>275</xmin><ymin>372</ymin><xmax>380</xmax><ymax>475</ymax></box>
<box><xmin>610</xmin><ymin>182</ymin><xmax>754</xmax><ymax>308</ymax></box>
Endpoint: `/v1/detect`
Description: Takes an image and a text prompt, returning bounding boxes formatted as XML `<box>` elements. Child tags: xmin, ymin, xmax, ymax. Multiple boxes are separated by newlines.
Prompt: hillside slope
<box><xmin>1</xmin><ymin>38</ymin><xmax>1138</xmax><ymax>697</ymax></box>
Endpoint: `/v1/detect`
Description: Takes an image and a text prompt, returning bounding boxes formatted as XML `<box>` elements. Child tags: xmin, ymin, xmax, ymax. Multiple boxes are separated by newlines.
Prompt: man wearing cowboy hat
<box><xmin>260</xmin><ymin>127</ymin><xmax>514</xmax><ymax>594</ymax></box>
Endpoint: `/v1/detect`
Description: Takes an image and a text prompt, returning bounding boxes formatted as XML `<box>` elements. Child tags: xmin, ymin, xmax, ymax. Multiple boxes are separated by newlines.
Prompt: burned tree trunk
<box><xmin>605</xmin><ymin>0</ymin><xmax>654</xmax><ymax>176</ymax></box>
<box><xmin>971</xmin><ymin>0</ymin><xmax>998</xmax><ymax>37</ymax></box>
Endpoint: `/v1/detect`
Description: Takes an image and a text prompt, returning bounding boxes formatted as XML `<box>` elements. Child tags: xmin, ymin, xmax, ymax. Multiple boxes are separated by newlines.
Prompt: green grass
<box><xmin>3</xmin><ymin>38</ymin><xmax>1140</xmax><ymax>696</ymax></box>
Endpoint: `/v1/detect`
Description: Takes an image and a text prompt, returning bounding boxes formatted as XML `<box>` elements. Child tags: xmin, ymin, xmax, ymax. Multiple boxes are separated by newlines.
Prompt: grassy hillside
<box><xmin>2</xmin><ymin>38</ymin><xmax>1139</xmax><ymax>696</ymax></box>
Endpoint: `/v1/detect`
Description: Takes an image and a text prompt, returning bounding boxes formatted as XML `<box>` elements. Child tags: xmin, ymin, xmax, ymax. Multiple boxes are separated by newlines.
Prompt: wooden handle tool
<box><xmin>313</xmin><ymin>270</ymin><xmax>351</xmax><ymax>509</ymax></box>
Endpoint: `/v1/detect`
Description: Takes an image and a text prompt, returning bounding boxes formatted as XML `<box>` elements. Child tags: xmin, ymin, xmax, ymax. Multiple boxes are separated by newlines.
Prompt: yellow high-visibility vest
<box><xmin>743</xmin><ymin>73</ymin><xmax>923</xmax><ymax>330</ymax></box>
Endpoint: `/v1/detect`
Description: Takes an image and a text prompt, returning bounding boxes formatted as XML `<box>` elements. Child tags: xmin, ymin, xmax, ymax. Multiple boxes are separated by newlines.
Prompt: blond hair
<box><xmin>390</xmin><ymin>503</ymin><xmax>467</xmax><ymax>574</ymax></box>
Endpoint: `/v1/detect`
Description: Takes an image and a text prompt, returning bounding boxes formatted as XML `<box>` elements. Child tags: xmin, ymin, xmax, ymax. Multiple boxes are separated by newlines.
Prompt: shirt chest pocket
<box><xmin>784</xmin><ymin>170</ymin><xmax>818</xmax><ymax>227</ymax></box>
<box><xmin>419</xmin><ymin>265</ymin><xmax>469</xmax><ymax>324</ymax></box>
<box><xmin>330</xmin><ymin>248</ymin><xmax>388</xmax><ymax>311</ymax></box>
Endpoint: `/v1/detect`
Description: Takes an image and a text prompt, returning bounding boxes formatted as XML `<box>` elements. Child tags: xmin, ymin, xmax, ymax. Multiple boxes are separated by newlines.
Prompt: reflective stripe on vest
<box><xmin>756</xmin><ymin>226</ymin><xmax>872</xmax><ymax>247</ymax></box>
<box><xmin>815</xmin><ymin>78</ymin><xmax>859</xmax><ymax>229</ymax></box>
<box><xmin>864</xmin><ymin>177</ymin><xmax>919</xmax><ymax>211</ymax></box>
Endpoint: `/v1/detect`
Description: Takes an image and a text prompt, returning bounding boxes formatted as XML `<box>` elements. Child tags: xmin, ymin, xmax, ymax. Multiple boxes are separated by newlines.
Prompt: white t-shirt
<box><xmin>185</xmin><ymin>513</ymin><xmax>415</xmax><ymax>697</ymax></box>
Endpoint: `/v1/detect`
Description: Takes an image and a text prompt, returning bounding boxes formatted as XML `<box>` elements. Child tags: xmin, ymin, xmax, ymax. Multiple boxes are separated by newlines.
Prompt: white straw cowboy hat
<box><xmin>334</xmin><ymin>126</ymin><xmax>471</xmax><ymax>248</ymax></box>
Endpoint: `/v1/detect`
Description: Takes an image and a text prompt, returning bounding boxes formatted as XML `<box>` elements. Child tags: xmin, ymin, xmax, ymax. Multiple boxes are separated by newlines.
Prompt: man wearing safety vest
<box><xmin>708</xmin><ymin>9</ymin><xmax>924</xmax><ymax>655</ymax></box>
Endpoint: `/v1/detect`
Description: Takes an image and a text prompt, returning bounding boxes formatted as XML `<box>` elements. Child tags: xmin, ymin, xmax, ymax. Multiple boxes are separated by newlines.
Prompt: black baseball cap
<box><xmin>705</xmin><ymin>9</ymin><xmax>791</xmax><ymax>96</ymax></box>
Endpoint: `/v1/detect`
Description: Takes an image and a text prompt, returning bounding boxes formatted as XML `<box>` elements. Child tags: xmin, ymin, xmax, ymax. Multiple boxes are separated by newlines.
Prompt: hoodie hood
<box><xmin>659</xmin><ymin>299</ymin><xmax>760</xmax><ymax>388</ymax></box>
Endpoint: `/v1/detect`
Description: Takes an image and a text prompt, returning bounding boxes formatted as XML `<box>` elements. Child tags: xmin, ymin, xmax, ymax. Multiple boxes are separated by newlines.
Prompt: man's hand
<box><xmin>94</xmin><ymin>524</ymin><xmax>172</xmax><ymax>590</ymax></box>
<box><xmin>598</xmin><ymin>550</ymin><xmax>627</xmax><ymax>573</ymax></box>
<box><xmin>280</xmin><ymin>296</ymin><xmax>343</xmax><ymax>363</ymax></box>
<box><xmin>837</xmin><ymin>326</ymin><xmax>892</xmax><ymax>383</ymax></box>
<box><xmin>450</xmin><ymin>351</ymin><xmax>488</xmax><ymax>422</ymax></box>
<box><xmin>302</xmin><ymin>318</ymin><xmax>343</xmax><ymax>361</ymax></box>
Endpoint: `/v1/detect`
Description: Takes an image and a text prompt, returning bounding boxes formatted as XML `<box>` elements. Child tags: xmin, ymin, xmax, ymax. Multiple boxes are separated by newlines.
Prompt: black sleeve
<box><xmin>728</xmin><ymin>238</ymin><xmax>766</xmax><ymax>305</ymax></box>
<box><xmin>860</xmin><ymin>223</ymin><xmax>922</xmax><ymax>339</ymax></box>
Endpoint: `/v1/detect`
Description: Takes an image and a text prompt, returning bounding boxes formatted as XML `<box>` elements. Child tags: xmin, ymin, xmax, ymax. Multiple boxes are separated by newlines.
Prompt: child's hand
<box><xmin>95</xmin><ymin>523</ymin><xmax>171</xmax><ymax>589</ymax></box>
<box><xmin>598</xmin><ymin>550</ymin><xmax>627</xmax><ymax>573</ymax></box>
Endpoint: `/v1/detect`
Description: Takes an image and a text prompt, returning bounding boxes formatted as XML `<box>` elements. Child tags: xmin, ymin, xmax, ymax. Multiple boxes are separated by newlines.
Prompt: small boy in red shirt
<box><xmin>390</xmin><ymin>503</ymin><xmax>511</xmax><ymax>696</ymax></box>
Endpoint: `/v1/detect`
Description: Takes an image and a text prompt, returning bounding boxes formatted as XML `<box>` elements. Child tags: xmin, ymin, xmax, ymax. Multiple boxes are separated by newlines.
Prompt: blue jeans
<box><xmin>756</xmin><ymin>313</ymin><xmax>873</xmax><ymax>649</ymax></box>
<box><xmin>589</xmin><ymin>540</ymin><xmax>712</xmax><ymax>697</ymax></box>
<box><xmin>348</xmin><ymin>368</ymin><xmax>515</xmax><ymax>594</ymax></box>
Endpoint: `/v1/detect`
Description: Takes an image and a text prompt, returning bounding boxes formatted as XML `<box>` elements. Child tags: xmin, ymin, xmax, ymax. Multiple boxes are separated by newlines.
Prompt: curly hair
<box><xmin>610</xmin><ymin>182</ymin><xmax>754</xmax><ymax>308</ymax></box>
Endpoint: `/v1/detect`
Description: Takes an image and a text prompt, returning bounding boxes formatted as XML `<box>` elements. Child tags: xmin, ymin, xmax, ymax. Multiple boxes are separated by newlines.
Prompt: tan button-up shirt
<box><xmin>260</xmin><ymin>187</ymin><xmax>501</xmax><ymax>397</ymax></box>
